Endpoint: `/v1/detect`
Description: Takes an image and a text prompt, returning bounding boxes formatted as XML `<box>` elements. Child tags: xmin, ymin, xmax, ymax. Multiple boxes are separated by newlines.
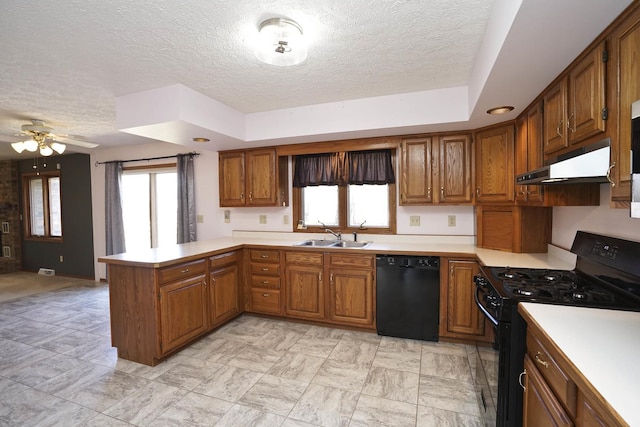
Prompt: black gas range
<box><xmin>473</xmin><ymin>231</ymin><xmax>640</xmax><ymax>427</ymax></box>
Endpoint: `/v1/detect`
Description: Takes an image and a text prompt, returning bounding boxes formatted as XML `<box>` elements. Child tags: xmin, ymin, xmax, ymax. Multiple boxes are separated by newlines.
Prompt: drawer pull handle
<box><xmin>181</xmin><ymin>268</ymin><xmax>190</xmax><ymax>273</ymax></box>
<box><xmin>606</xmin><ymin>163</ymin><xmax>616</xmax><ymax>187</ymax></box>
<box><xmin>261</xmin><ymin>254</ymin><xmax>268</xmax><ymax>258</ymax></box>
<box><xmin>262</xmin><ymin>280</ymin><xmax>269</xmax><ymax>284</ymax></box>
<box><xmin>261</xmin><ymin>267</ymin><xmax>269</xmax><ymax>271</ymax></box>
<box><xmin>535</xmin><ymin>352</ymin><xmax>549</xmax><ymax>368</ymax></box>
<box><xmin>262</xmin><ymin>293</ymin><xmax>270</xmax><ymax>297</ymax></box>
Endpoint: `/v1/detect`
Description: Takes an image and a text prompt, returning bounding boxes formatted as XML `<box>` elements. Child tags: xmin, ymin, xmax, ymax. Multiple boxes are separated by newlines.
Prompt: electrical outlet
<box><xmin>283</xmin><ymin>214</ymin><xmax>289</xmax><ymax>225</ymax></box>
<box><xmin>448</xmin><ymin>215</ymin><xmax>456</xmax><ymax>227</ymax></box>
<box><xmin>259</xmin><ymin>214</ymin><xmax>267</xmax><ymax>224</ymax></box>
<box><xmin>59</xmin><ymin>255</ymin><xmax>64</xmax><ymax>262</ymax></box>
<box><xmin>224</xmin><ymin>210</ymin><xmax>230</xmax><ymax>223</ymax></box>
<box><xmin>409</xmin><ymin>215</ymin><xmax>421</xmax><ymax>226</ymax></box>
<box><xmin>196</xmin><ymin>214</ymin><xmax>204</xmax><ymax>223</ymax></box>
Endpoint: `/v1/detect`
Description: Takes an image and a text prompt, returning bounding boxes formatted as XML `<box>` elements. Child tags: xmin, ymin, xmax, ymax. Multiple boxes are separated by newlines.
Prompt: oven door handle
<box><xmin>474</xmin><ymin>283</ymin><xmax>499</xmax><ymax>327</ymax></box>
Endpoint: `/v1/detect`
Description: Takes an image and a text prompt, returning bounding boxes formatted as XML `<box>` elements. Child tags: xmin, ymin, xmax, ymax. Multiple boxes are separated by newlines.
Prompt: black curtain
<box><xmin>293</xmin><ymin>153</ymin><xmax>347</xmax><ymax>187</ymax></box>
<box><xmin>348</xmin><ymin>150</ymin><xmax>395</xmax><ymax>185</ymax></box>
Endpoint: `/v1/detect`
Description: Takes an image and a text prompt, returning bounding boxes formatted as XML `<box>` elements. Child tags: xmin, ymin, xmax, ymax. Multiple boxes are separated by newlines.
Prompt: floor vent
<box><xmin>38</xmin><ymin>268</ymin><xmax>55</xmax><ymax>276</ymax></box>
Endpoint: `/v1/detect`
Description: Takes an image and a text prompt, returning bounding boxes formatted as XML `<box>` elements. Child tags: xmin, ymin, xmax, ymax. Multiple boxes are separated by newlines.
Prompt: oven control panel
<box><xmin>591</xmin><ymin>240</ymin><xmax>618</xmax><ymax>260</ymax></box>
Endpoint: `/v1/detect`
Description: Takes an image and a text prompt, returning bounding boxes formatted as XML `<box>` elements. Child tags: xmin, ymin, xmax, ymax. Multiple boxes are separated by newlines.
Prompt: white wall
<box><xmin>90</xmin><ymin>143</ymin><xmax>476</xmax><ymax>280</ymax></box>
<box><xmin>552</xmin><ymin>184</ymin><xmax>640</xmax><ymax>249</ymax></box>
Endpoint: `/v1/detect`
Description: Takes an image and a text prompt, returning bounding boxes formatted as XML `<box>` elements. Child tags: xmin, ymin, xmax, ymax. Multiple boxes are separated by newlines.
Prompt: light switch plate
<box><xmin>259</xmin><ymin>214</ymin><xmax>267</xmax><ymax>224</ymax></box>
<box><xmin>283</xmin><ymin>214</ymin><xmax>289</xmax><ymax>225</ymax></box>
<box><xmin>409</xmin><ymin>216</ymin><xmax>420</xmax><ymax>226</ymax></box>
<box><xmin>448</xmin><ymin>215</ymin><xmax>456</xmax><ymax>227</ymax></box>
<box><xmin>223</xmin><ymin>210</ymin><xmax>230</xmax><ymax>223</ymax></box>
<box><xmin>197</xmin><ymin>214</ymin><xmax>204</xmax><ymax>223</ymax></box>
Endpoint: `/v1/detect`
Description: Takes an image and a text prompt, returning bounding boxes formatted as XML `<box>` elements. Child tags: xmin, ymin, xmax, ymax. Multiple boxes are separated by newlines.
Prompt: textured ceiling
<box><xmin>0</xmin><ymin>0</ymin><xmax>634</xmax><ymax>158</ymax></box>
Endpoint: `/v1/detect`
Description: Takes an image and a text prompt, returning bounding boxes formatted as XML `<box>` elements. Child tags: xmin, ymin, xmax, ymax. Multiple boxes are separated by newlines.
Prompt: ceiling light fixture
<box><xmin>11</xmin><ymin>120</ymin><xmax>66</xmax><ymax>156</ymax></box>
<box><xmin>255</xmin><ymin>18</ymin><xmax>307</xmax><ymax>66</ymax></box>
<box><xmin>486</xmin><ymin>105</ymin><xmax>515</xmax><ymax>115</ymax></box>
<box><xmin>192</xmin><ymin>137</ymin><xmax>210</xmax><ymax>143</ymax></box>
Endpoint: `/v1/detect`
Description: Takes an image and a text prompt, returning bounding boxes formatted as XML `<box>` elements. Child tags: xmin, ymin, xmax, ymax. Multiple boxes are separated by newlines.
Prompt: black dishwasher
<box><xmin>376</xmin><ymin>255</ymin><xmax>440</xmax><ymax>341</ymax></box>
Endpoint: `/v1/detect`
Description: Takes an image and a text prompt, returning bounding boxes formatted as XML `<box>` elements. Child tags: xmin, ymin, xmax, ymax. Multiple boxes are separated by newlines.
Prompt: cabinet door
<box><xmin>246</xmin><ymin>148</ymin><xmax>277</xmax><ymax>206</ymax></box>
<box><xmin>610</xmin><ymin>8</ymin><xmax>640</xmax><ymax>201</ymax></box>
<box><xmin>567</xmin><ymin>42</ymin><xmax>606</xmax><ymax>145</ymax></box>
<box><xmin>515</xmin><ymin>114</ymin><xmax>529</xmax><ymax>204</ymax></box>
<box><xmin>439</xmin><ymin>135</ymin><xmax>472</xmax><ymax>203</ymax></box>
<box><xmin>327</xmin><ymin>268</ymin><xmax>374</xmax><ymax>327</ymax></box>
<box><xmin>400</xmin><ymin>137</ymin><xmax>434</xmax><ymax>204</ymax></box>
<box><xmin>285</xmin><ymin>265</ymin><xmax>324</xmax><ymax>320</ymax></box>
<box><xmin>210</xmin><ymin>265</ymin><xmax>240</xmax><ymax>326</ymax></box>
<box><xmin>219</xmin><ymin>152</ymin><xmax>246</xmax><ymax>206</ymax></box>
<box><xmin>523</xmin><ymin>356</ymin><xmax>574</xmax><ymax>427</ymax></box>
<box><xmin>516</xmin><ymin>103</ymin><xmax>544</xmax><ymax>204</ymax></box>
<box><xmin>159</xmin><ymin>274</ymin><xmax>208</xmax><ymax>354</ymax></box>
<box><xmin>475</xmin><ymin>125</ymin><xmax>515</xmax><ymax>203</ymax></box>
<box><xmin>543</xmin><ymin>80</ymin><xmax>569</xmax><ymax>155</ymax></box>
<box><xmin>444</xmin><ymin>260</ymin><xmax>487</xmax><ymax>338</ymax></box>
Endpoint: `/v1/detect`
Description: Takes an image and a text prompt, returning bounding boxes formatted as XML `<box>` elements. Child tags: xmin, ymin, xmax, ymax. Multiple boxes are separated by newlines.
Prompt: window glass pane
<box><xmin>29</xmin><ymin>178</ymin><xmax>45</xmax><ymax>236</ymax></box>
<box><xmin>348</xmin><ymin>184</ymin><xmax>389</xmax><ymax>228</ymax></box>
<box><xmin>48</xmin><ymin>177</ymin><xmax>62</xmax><ymax>237</ymax></box>
<box><xmin>302</xmin><ymin>186</ymin><xmax>339</xmax><ymax>226</ymax></box>
<box><xmin>155</xmin><ymin>172</ymin><xmax>177</xmax><ymax>247</ymax></box>
<box><xmin>122</xmin><ymin>174</ymin><xmax>151</xmax><ymax>252</ymax></box>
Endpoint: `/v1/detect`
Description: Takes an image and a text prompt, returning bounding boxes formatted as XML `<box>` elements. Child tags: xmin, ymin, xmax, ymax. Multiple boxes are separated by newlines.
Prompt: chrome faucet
<box><xmin>325</xmin><ymin>227</ymin><xmax>342</xmax><ymax>240</ymax></box>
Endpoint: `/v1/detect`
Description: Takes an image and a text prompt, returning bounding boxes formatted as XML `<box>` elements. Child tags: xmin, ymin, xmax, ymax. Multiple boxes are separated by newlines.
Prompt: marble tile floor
<box><xmin>0</xmin><ymin>280</ymin><xmax>488</xmax><ymax>426</ymax></box>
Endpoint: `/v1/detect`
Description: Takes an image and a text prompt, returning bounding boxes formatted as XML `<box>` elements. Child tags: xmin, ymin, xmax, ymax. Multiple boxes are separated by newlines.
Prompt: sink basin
<box><xmin>331</xmin><ymin>241</ymin><xmax>372</xmax><ymax>248</ymax></box>
<box><xmin>294</xmin><ymin>239</ymin><xmax>339</xmax><ymax>247</ymax></box>
<box><xmin>294</xmin><ymin>239</ymin><xmax>372</xmax><ymax>248</ymax></box>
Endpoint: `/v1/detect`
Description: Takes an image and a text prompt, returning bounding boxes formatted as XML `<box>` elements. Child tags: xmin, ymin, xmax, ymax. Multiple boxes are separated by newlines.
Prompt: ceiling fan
<box><xmin>10</xmin><ymin>119</ymin><xmax>99</xmax><ymax>156</ymax></box>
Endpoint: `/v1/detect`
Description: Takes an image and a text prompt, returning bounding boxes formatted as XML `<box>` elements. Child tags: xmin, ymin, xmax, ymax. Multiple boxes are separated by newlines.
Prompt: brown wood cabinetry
<box><xmin>400</xmin><ymin>134</ymin><xmax>472</xmax><ymax>205</ymax></box>
<box><xmin>516</xmin><ymin>103</ymin><xmax>600</xmax><ymax>207</ymax></box>
<box><xmin>284</xmin><ymin>251</ymin><xmax>325</xmax><ymax>320</ymax></box>
<box><xmin>609</xmin><ymin>3</ymin><xmax>640</xmax><ymax>203</ymax></box>
<box><xmin>247</xmin><ymin>249</ymin><xmax>283</xmax><ymax>315</ymax></box>
<box><xmin>209</xmin><ymin>251</ymin><xmax>241</xmax><ymax>326</ymax></box>
<box><xmin>476</xmin><ymin>206</ymin><xmax>551</xmax><ymax>253</ymax></box>
<box><xmin>219</xmin><ymin>148</ymin><xmax>288</xmax><ymax>207</ymax></box>
<box><xmin>520</xmin><ymin>306</ymin><xmax>626</xmax><ymax>427</ymax></box>
<box><xmin>326</xmin><ymin>253</ymin><xmax>375</xmax><ymax>328</ymax></box>
<box><xmin>474</xmin><ymin>124</ymin><xmax>515</xmax><ymax>204</ymax></box>
<box><xmin>438</xmin><ymin>259</ymin><xmax>493</xmax><ymax>344</ymax></box>
<box><xmin>543</xmin><ymin>42</ymin><xmax>607</xmax><ymax>156</ymax></box>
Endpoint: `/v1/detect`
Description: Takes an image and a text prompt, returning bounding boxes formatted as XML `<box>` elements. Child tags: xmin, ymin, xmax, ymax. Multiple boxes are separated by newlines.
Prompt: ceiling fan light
<box><xmin>40</xmin><ymin>145</ymin><xmax>53</xmax><ymax>156</ymax></box>
<box><xmin>11</xmin><ymin>141</ymin><xmax>26</xmax><ymax>153</ymax></box>
<box><xmin>23</xmin><ymin>139</ymin><xmax>38</xmax><ymax>152</ymax></box>
<box><xmin>255</xmin><ymin>18</ymin><xmax>307</xmax><ymax>66</ymax></box>
<box><xmin>51</xmin><ymin>142</ymin><xmax>66</xmax><ymax>154</ymax></box>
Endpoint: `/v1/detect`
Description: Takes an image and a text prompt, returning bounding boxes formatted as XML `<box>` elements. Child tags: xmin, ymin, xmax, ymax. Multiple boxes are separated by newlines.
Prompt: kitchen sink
<box><xmin>294</xmin><ymin>239</ymin><xmax>372</xmax><ymax>248</ymax></box>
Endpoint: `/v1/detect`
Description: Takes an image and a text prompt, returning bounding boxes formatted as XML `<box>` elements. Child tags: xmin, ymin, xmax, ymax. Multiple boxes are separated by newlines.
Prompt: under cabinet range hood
<box><xmin>516</xmin><ymin>138</ymin><xmax>611</xmax><ymax>185</ymax></box>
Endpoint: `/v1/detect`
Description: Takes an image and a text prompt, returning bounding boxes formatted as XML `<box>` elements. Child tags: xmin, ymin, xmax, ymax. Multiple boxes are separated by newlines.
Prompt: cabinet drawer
<box><xmin>209</xmin><ymin>251</ymin><xmax>237</xmax><ymax>270</ymax></box>
<box><xmin>251</xmin><ymin>289</ymin><xmax>281</xmax><ymax>314</ymax></box>
<box><xmin>285</xmin><ymin>251</ymin><xmax>324</xmax><ymax>266</ymax></box>
<box><xmin>250</xmin><ymin>274</ymin><xmax>281</xmax><ymax>289</ymax></box>
<box><xmin>527</xmin><ymin>330</ymin><xmax>577</xmax><ymax>416</ymax></box>
<box><xmin>158</xmin><ymin>259</ymin><xmax>206</xmax><ymax>284</ymax></box>
<box><xmin>250</xmin><ymin>262</ymin><xmax>280</xmax><ymax>276</ymax></box>
<box><xmin>250</xmin><ymin>250</ymin><xmax>280</xmax><ymax>262</ymax></box>
<box><xmin>328</xmin><ymin>253</ymin><xmax>374</xmax><ymax>269</ymax></box>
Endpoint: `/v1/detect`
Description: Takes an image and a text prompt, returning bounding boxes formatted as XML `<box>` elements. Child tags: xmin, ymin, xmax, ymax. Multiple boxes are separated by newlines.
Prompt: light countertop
<box><xmin>98</xmin><ymin>233</ymin><xmax>576</xmax><ymax>270</ymax></box>
<box><xmin>519</xmin><ymin>303</ymin><xmax>640</xmax><ymax>426</ymax></box>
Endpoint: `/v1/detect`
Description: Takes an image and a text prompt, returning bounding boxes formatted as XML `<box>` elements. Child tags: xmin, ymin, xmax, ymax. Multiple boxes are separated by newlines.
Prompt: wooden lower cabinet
<box><xmin>159</xmin><ymin>274</ymin><xmax>208</xmax><ymax>355</ymax></box>
<box><xmin>247</xmin><ymin>249</ymin><xmax>283</xmax><ymax>315</ymax></box>
<box><xmin>209</xmin><ymin>251</ymin><xmax>241</xmax><ymax>326</ymax></box>
<box><xmin>285</xmin><ymin>252</ymin><xmax>325</xmax><ymax>320</ymax></box>
<box><xmin>439</xmin><ymin>259</ymin><xmax>493</xmax><ymax>344</ymax></box>
<box><xmin>523</xmin><ymin>355</ymin><xmax>574</xmax><ymax>427</ymax></box>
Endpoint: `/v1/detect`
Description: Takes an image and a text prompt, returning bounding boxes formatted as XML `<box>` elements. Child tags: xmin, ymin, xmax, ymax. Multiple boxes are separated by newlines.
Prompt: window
<box><xmin>121</xmin><ymin>165</ymin><xmax>177</xmax><ymax>252</ymax></box>
<box><xmin>22</xmin><ymin>172</ymin><xmax>62</xmax><ymax>239</ymax></box>
<box><xmin>293</xmin><ymin>150</ymin><xmax>397</xmax><ymax>234</ymax></box>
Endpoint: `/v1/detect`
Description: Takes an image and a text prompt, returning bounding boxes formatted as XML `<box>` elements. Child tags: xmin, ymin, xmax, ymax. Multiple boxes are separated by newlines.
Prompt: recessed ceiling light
<box><xmin>486</xmin><ymin>106</ymin><xmax>514</xmax><ymax>115</ymax></box>
<box><xmin>192</xmin><ymin>137</ymin><xmax>210</xmax><ymax>143</ymax></box>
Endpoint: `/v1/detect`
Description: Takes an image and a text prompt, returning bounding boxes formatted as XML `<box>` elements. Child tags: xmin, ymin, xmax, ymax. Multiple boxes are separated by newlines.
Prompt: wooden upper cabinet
<box><xmin>567</xmin><ymin>41</ymin><xmax>606</xmax><ymax>145</ymax></box>
<box><xmin>516</xmin><ymin>102</ymin><xmax>544</xmax><ymax>204</ymax></box>
<box><xmin>475</xmin><ymin>124</ymin><xmax>515</xmax><ymax>204</ymax></box>
<box><xmin>400</xmin><ymin>134</ymin><xmax>472</xmax><ymax>205</ymax></box>
<box><xmin>219</xmin><ymin>151</ymin><xmax>246</xmax><ymax>206</ymax></box>
<box><xmin>609</xmin><ymin>4</ymin><xmax>640</xmax><ymax>202</ymax></box>
<box><xmin>400</xmin><ymin>136</ymin><xmax>434</xmax><ymax>204</ymax></box>
<box><xmin>544</xmin><ymin>42</ymin><xmax>607</xmax><ymax>156</ymax></box>
<box><xmin>219</xmin><ymin>148</ymin><xmax>289</xmax><ymax>207</ymax></box>
<box><xmin>439</xmin><ymin>135</ymin><xmax>472</xmax><ymax>203</ymax></box>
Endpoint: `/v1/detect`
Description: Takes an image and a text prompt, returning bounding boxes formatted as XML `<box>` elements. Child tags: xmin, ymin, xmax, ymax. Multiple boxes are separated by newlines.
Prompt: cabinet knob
<box><xmin>440</xmin><ymin>187</ymin><xmax>444</xmax><ymax>199</ymax></box>
<box><xmin>476</xmin><ymin>187</ymin><xmax>480</xmax><ymax>198</ymax></box>
<box><xmin>427</xmin><ymin>187</ymin><xmax>431</xmax><ymax>199</ymax></box>
<box><xmin>240</xmin><ymin>192</ymin><xmax>244</xmax><ymax>199</ymax></box>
